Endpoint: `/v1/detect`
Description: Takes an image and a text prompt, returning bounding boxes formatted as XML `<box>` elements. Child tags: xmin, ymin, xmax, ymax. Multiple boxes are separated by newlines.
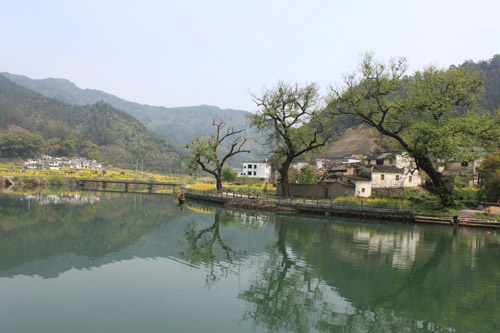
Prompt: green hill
<box><xmin>1</xmin><ymin>72</ymin><xmax>258</xmax><ymax>146</ymax></box>
<box><xmin>0</xmin><ymin>74</ymin><xmax>186</xmax><ymax>172</ymax></box>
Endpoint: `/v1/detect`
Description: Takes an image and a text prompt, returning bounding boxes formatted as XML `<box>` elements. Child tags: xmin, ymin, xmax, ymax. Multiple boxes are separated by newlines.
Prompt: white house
<box><xmin>291</xmin><ymin>159</ymin><xmax>310</xmax><ymax>171</ymax></box>
<box><xmin>48</xmin><ymin>159</ymin><xmax>61</xmax><ymax>170</ymax></box>
<box><xmin>344</xmin><ymin>175</ymin><xmax>372</xmax><ymax>197</ymax></box>
<box><xmin>371</xmin><ymin>165</ymin><xmax>421</xmax><ymax>189</ymax></box>
<box><xmin>239</xmin><ymin>160</ymin><xmax>271</xmax><ymax>180</ymax></box>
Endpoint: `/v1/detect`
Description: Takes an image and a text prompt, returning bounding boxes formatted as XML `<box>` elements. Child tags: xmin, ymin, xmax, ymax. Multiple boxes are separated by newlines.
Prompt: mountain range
<box><xmin>1</xmin><ymin>72</ymin><xmax>258</xmax><ymax>147</ymax></box>
<box><xmin>0</xmin><ymin>75</ymin><xmax>186</xmax><ymax>172</ymax></box>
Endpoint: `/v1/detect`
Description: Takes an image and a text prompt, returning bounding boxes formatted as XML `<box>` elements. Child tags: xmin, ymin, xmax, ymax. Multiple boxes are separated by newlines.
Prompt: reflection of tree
<box><xmin>239</xmin><ymin>222</ymin><xmax>333</xmax><ymax>332</ymax></box>
<box><xmin>238</xmin><ymin>221</ymin><xmax>477</xmax><ymax>332</ymax></box>
<box><xmin>180</xmin><ymin>210</ymin><xmax>238</xmax><ymax>284</ymax></box>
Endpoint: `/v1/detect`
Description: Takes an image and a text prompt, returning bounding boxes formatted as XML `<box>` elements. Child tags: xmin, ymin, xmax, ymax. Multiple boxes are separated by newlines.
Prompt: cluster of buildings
<box><xmin>234</xmin><ymin>152</ymin><xmax>481</xmax><ymax>198</ymax></box>
<box><xmin>24</xmin><ymin>155</ymin><xmax>103</xmax><ymax>171</ymax></box>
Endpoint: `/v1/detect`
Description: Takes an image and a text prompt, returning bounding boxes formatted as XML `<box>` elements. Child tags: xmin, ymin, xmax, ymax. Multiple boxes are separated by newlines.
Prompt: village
<box><xmin>234</xmin><ymin>152</ymin><xmax>481</xmax><ymax>199</ymax></box>
<box><xmin>23</xmin><ymin>155</ymin><xmax>103</xmax><ymax>171</ymax></box>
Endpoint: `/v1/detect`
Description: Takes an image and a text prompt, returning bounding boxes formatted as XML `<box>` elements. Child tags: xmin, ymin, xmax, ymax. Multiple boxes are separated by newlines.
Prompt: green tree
<box><xmin>59</xmin><ymin>135</ymin><xmax>77</xmax><ymax>157</ymax></box>
<box><xmin>0</xmin><ymin>131</ymin><xmax>46</xmax><ymax>158</ymax></box>
<box><xmin>222</xmin><ymin>167</ymin><xmax>237</xmax><ymax>183</ymax></box>
<box><xmin>298</xmin><ymin>165</ymin><xmax>317</xmax><ymax>184</ymax></box>
<box><xmin>186</xmin><ymin>117</ymin><xmax>250</xmax><ymax>191</ymax></box>
<box><xmin>79</xmin><ymin>140</ymin><xmax>101</xmax><ymax>161</ymax></box>
<box><xmin>328</xmin><ymin>53</ymin><xmax>500</xmax><ymax>206</ymax></box>
<box><xmin>479</xmin><ymin>152</ymin><xmax>500</xmax><ymax>202</ymax></box>
<box><xmin>251</xmin><ymin>82</ymin><xmax>331</xmax><ymax>197</ymax></box>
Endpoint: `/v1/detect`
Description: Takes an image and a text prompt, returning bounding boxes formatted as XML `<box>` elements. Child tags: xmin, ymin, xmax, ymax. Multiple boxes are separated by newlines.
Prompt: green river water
<box><xmin>0</xmin><ymin>191</ymin><xmax>499</xmax><ymax>332</ymax></box>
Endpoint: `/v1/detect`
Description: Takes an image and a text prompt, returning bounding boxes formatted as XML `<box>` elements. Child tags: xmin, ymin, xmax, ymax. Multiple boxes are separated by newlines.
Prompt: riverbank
<box><xmin>185</xmin><ymin>191</ymin><xmax>500</xmax><ymax>228</ymax></box>
<box><xmin>185</xmin><ymin>191</ymin><xmax>414</xmax><ymax>221</ymax></box>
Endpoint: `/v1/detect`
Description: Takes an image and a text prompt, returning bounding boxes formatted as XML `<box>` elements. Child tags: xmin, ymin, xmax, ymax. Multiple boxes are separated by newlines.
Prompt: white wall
<box><xmin>241</xmin><ymin>162</ymin><xmax>271</xmax><ymax>179</ymax></box>
<box><xmin>354</xmin><ymin>180</ymin><xmax>372</xmax><ymax>197</ymax></box>
<box><xmin>372</xmin><ymin>171</ymin><xmax>421</xmax><ymax>188</ymax></box>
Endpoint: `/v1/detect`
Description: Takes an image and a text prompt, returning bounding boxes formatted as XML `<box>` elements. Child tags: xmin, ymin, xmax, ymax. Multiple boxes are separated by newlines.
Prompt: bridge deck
<box><xmin>77</xmin><ymin>179</ymin><xmax>177</xmax><ymax>186</ymax></box>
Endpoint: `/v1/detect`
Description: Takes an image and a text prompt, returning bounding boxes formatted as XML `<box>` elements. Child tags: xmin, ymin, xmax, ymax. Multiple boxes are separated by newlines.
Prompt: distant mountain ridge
<box><xmin>1</xmin><ymin>72</ymin><xmax>257</xmax><ymax>146</ymax></box>
<box><xmin>0</xmin><ymin>74</ymin><xmax>186</xmax><ymax>172</ymax></box>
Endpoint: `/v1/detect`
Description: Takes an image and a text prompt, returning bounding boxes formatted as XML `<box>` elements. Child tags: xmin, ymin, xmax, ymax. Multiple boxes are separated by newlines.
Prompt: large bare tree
<box><xmin>251</xmin><ymin>82</ymin><xmax>332</xmax><ymax>197</ymax></box>
<box><xmin>187</xmin><ymin>117</ymin><xmax>250</xmax><ymax>191</ymax></box>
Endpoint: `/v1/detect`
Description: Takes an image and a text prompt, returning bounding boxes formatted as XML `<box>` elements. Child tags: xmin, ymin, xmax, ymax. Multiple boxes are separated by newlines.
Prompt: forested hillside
<box><xmin>459</xmin><ymin>55</ymin><xmax>500</xmax><ymax>112</ymax></box>
<box><xmin>0</xmin><ymin>75</ymin><xmax>186</xmax><ymax>172</ymax></box>
<box><xmin>324</xmin><ymin>55</ymin><xmax>500</xmax><ymax>155</ymax></box>
<box><xmin>1</xmin><ymin>72</ymin><xmax>258</xmax><ymax>146</ymax></box>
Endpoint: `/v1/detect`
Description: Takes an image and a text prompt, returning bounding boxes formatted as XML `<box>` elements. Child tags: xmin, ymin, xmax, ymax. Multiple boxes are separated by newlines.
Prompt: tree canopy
<box><xmin>251</xmin><ymin>82</ymin><xmax>331</xmax><ymax>196</ymax></box>
<box><xmin>479</xmin><ymin>152</ymin><xmax>500</xmax><ymax>202</ymax></box>
<box><xmin>328</xmin><ymin>53</ymin><xmax>500</xmax><ymax>206</ymax></box>
<box><xmin>0</xmin><ymin>131</ymin><xmax>46</xmax><ymax>158</ymax></box>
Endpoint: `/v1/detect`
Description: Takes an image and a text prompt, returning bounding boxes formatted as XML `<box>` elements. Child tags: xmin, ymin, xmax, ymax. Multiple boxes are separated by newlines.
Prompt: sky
<box><xmin>1</xmin><ymin>0</ymin><xmax>499</xmax><ymax>111</ymax></box>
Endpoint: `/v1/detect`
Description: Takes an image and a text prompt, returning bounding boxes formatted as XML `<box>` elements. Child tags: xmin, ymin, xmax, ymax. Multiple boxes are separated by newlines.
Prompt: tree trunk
<box><xmin>279</xmin><ymin>160</ymin><xmax>292</xmax><ymax>198</ymax></box>
<box><xmin>414</xmin><ymin>155</ymin><xmax>455</xmax><ymax>207</ymax></box>
<box><xmin>216</xmin><ymin>175</ymin><xmax>223</xmax><ymax>192</ymax></box>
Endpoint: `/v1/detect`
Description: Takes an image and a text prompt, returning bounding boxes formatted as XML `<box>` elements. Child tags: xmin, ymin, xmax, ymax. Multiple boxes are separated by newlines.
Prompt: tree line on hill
<box><xmin>0</xmin><ymin>75</ymin><xmax>187</xmax><ymax>172</ymax></box>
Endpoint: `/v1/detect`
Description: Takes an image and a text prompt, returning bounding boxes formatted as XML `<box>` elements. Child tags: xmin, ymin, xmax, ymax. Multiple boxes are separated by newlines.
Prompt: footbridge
<box><xmin>76</xmin><ymin>179</ymin><xmax>178</xmax><ymax>193</ymax></box>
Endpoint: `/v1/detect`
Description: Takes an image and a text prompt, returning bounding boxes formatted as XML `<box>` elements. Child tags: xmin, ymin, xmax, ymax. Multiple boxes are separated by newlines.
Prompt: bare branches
<box><xmin>187</xmin><ymin>117</ymin><xmax>250</xmax><ymax>191</ymax></box>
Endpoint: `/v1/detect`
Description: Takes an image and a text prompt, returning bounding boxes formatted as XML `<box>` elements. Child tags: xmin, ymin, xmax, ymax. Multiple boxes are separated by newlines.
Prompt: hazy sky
<box><xmin>2</xmin><ymin>0</ymin><xmax>499</xmax><ymax>111</ymax></box>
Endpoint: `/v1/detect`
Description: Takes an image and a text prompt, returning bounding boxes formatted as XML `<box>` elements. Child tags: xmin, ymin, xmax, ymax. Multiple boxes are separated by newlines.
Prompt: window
<box><xmin>361</xmin><ymin>188</ymin><xmax>365</xmax><ymax>193</ymax></box>
<box><xmin>381</xmin><ymin>174</ymin><xmax>385</xmax><ymax>180</ymax></box>
<box><xmin>461</xmin><ymin>161</ymin><xmax>468</xmax><ymax>167</ymax></box>
<box><xmin>395</xmin><ymin>175</ymin><xmax>400</xmax><ymax>181</ymax></box>
<box><xmin>409</xmin><ymin>176</ymin><xmax>412</xmax><ymax>182</ymax></box>
<box><xmin>254</xmin><ymin>171</ymin><xmax>257</xmax><ymax>176</ymax></box>
<box><xmin>248</xmin><ymin>164</ymin><xmax>252</xmax><ymax>169</ymax></box>
<box><xmin>254</xmin><ymin>164</ymin><xmax>257</xmax><ymax>169</ymax></box>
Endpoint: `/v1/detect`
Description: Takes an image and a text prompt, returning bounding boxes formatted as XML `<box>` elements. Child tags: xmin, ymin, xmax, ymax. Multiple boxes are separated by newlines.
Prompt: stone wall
<box><xmin>371</xmin><ymin>188</ymin><xmax>406</xmax><ymax>197</ymax></box>
<box><xmin>277</xmin><ymin>183</ymin><xmax>354</xmax><ymax>199</ymax></box>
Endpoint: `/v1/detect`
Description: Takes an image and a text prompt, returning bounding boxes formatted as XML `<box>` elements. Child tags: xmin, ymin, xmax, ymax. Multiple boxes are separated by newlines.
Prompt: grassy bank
<box><xmin>0</xmin><ymin>160</ymin><xmax>206</xmax><ymax>187</ymax></box>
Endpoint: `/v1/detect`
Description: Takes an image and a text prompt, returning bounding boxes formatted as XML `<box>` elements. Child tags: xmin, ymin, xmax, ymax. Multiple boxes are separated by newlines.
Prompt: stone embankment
<box><xmin>185</xmin><ymin>191</ymin><xmax>414</xmax><ymax>221</ymax></box>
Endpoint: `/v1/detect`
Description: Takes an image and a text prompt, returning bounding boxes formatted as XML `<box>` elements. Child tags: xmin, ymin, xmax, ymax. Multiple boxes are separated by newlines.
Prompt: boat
<box><xmin>177</xmin><ymin>192</ymin><xmax>185</xmax><ymax>203</ymax></box>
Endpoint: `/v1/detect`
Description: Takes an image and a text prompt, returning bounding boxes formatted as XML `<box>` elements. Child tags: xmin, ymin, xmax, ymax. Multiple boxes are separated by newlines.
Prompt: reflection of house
<box><xmin>238</xmin><ymin>160</ymin><xmax>271</xmax><ymax>180</ymax></box>
<box><xmin>353</xmin><ymin>230</ymin><xmax>420</xmax><ymax>269</ymax></box>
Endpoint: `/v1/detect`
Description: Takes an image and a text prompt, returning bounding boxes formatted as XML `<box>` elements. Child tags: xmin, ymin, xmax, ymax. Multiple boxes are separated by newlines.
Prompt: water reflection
<box><xmin>180</xmin><ymin>210</ymin><xmax>238</xmax><ymax>284</ymax></box>
<box><xmin>0</xmin><ymin>193</ymin><xmax>499</xmax><ymax>332</ymax></box>
<box><xmin>20</xmin><ymin>192</ymin><xmax>101</xmax><ymax>205</ymax></box>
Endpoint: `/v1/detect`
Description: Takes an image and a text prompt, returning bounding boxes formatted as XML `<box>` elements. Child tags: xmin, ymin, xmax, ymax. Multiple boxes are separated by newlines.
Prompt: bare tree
<box><xmin>187</xmin><ymin>117</ymin><xmax>250</xmax><ymax>191</ymax></box>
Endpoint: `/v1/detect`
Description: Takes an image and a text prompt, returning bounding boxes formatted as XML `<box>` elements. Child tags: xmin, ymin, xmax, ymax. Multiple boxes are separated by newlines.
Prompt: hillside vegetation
<box><xmin>0</xmin><ymin>75</ymin><xmax>186</xmax><ymax>172</ymax></box>
<box><xmin>1</xmin><ymin>73</ymin><xmax>259</xmax><ymax>144</ymax></box>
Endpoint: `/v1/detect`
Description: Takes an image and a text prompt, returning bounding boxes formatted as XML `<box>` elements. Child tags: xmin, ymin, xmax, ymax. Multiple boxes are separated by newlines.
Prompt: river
<box><xmin>0</xmin><ymin>191</ymin><xmax>499</xmax><ymax>332</ymax></box>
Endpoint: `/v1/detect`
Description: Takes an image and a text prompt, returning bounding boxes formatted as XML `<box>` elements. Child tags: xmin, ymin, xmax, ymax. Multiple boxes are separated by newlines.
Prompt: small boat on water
<box><xmin>177</xmin><ymin>192</ymin><xmax>185</xmax><ymax>203</ymax></box>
